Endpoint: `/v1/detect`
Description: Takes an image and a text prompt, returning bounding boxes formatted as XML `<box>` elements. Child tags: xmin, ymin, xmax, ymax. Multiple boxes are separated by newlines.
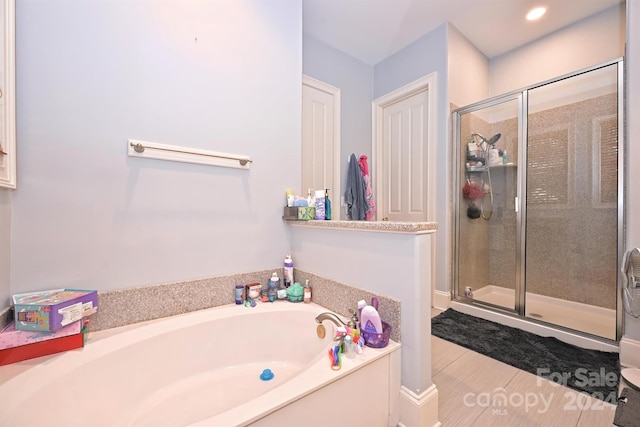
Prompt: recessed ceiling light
<box><xmin>526</xmin><ymin>6</ymin><xmax>547</xmax><ymax>21</ymax></box>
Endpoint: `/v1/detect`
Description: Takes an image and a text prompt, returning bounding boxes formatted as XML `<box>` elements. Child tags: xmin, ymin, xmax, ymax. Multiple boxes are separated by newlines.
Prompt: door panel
<box><xmin>525</xmin><ymin>64</ymin><xmax>618</xmax><ymax>340</ymax></box>
<box><xmin>455</xmin><ymin>97</ymin><xmax>520</xmax><ymax>312</ymax></box>
<box><xmin>302</xmin><ymin>83</ymin><xmax>335</xmax><ymax>195</ymax></box>
<box><xmin>381</xmin><ymin>89</ymin><xmax>429</xmax><ymax>222</ymax></box>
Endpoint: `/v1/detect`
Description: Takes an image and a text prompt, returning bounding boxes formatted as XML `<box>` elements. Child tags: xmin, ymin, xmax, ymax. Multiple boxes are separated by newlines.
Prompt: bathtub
<box><xmin>0</xmin><ymin>302</ymin><xmax>400</xmax><ymax>427</ymax></box>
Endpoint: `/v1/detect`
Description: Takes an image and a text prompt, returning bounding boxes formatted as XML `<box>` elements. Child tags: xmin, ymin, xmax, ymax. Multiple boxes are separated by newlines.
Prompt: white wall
<box><xmin>8</xmin><ymin>0</ymin><xmax>302</xmax><ymax>303</ymax></box>
<box><xmin>489</xmin><ymin>4</ymin><xmax>626</xmax><ymax>96</ymax></box>
<box><xmin>447</xmin><ymin>24</ymin><xmax>489</xmax><ymax>109</ymax></box>
<box><xmin>289</xmin><ymin>226</ymin><xmax>434</xmax><ymax>395</ymax></box>
<box><xmin>625</xmin><ymin>0</ymin><xmax>640</xmax><ymax>341</ymax></box>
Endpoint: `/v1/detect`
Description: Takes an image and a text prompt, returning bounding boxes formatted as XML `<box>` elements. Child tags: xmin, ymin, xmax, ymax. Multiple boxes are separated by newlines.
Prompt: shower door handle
<box><xmin>515</xmin><ymin>196</ymin><xmax>519</xmax><ymax>213</ymax></box>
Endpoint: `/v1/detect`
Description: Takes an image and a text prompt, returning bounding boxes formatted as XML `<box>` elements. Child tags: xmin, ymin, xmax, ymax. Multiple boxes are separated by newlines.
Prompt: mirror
<box><xmin>0</xmin><ymin>0</ymin><xmax>15</xmax><ymax>189</ymax></box>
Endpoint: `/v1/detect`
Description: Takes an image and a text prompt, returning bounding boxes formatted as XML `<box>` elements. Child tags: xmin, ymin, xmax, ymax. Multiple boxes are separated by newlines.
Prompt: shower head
<box><xmin>472</xmin><ymin>133</ymin><xmax>502</xmax><ymax>146</ymax></box>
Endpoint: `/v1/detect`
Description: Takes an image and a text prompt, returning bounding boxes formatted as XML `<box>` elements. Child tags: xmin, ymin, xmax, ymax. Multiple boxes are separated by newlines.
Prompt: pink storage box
<box><xmin>0</xmin><ymin>321</ymin><xmax>86</xmax><ymax>365</ymax></box>
<box><xmin>13</xmin><ymin>289</ymin><xmax>98</xmax><ymax>332</ymax></box>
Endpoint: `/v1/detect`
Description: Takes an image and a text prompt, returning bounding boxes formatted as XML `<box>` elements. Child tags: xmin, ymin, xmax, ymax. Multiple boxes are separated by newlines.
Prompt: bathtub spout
<box><xmin>315</xmin><ymin>310</ymin><xmax>359</xmax><ymax>332</ymax></box>
<box><xmin>315</xmin><ymin>312</ymin><xmax>348</xmax><ymax>328</ymax></box>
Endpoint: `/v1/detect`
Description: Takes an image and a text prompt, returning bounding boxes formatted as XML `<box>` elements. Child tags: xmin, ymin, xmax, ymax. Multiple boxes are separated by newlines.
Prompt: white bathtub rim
<box><xmin>0</xmin><ymin>302</ymin><xmax>400</xmax><ymax>427</ymax></box>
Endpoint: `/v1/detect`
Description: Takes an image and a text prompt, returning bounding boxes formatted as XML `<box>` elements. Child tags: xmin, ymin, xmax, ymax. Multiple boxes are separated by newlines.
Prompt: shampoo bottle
<box><xmin>325</xmin><ymin>189</ymin><xmax>332</xmax><ymax>220</ymax></box>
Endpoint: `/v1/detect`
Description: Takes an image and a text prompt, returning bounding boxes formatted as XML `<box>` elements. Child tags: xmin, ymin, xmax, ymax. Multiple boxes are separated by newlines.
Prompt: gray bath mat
<box><xmin>614</xmin><ymin>387</ymin><xmax>640</xmax><ymax>426</ymax></box>
<box><xmin>432</xmin><ymin>309</ymin><xmax>620</xmax><ymax>403</ymax></box>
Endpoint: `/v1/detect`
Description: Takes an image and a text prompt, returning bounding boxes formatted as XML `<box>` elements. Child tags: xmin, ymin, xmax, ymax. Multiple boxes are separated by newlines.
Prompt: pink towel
<box><xmin>358</xmin><ymin>155</ymin><xmax>377</xmax><ymax>221</ymax></box>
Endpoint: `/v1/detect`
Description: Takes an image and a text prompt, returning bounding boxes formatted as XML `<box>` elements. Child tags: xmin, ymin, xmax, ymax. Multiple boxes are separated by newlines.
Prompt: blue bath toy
<box><xmin>260</xmin><ymin>369</ymin><xmax>274</xmax><ymax>381</ymax></box>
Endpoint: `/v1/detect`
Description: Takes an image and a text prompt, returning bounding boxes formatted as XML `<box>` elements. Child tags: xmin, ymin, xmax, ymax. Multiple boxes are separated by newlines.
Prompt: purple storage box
<box><xmin>13</xmin><ymin>289</ymin><xmax>98</xmax><ymax>332</ymax></box>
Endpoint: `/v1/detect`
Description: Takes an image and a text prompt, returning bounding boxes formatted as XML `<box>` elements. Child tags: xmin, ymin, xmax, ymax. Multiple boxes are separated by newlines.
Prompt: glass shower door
<box><xmin>455</xmin><ymin>96</ymin><xmax>520</xmax><ymax>312</ymax></box>
<box><xmin>525</xmin><ymin>63</ymin><xmax>620</xmax><ymax>339</ymax></box>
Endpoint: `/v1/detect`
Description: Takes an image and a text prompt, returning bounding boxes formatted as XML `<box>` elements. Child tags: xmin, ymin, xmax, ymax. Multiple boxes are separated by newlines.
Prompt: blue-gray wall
<box><xmin>6</xmin><ymin>0</ymin><xmax>302</xmax><ymax>303</ymax></box>
<box><xmin>374</xmin><ymin>22</ymin><xmax>450</xmax><ymax>294</ymax></box>
<box><xmin>302</xmin><ymin>35</ymin><xmax>373</xmax><ymax>203</ymax></box>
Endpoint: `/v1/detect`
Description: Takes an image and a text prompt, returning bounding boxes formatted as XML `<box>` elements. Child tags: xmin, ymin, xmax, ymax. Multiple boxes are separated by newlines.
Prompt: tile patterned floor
<box><xmin>431</xmin><ymin>308</ymin><xmax>617</xmax><ymax>426</ymax></box>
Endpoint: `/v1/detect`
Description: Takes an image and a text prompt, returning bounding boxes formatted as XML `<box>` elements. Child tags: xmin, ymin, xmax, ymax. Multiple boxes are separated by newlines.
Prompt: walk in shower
<box><xmin>452</xmin><ymin>59</ymin><xmax>623</xmax><ymax>342</ymax></box>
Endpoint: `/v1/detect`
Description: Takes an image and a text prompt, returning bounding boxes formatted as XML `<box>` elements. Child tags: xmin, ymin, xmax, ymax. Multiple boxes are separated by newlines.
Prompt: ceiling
<box><xmin>303</xmin><ymin>0</ymin><xmax>624</xmax><ymax>65</ymax></box>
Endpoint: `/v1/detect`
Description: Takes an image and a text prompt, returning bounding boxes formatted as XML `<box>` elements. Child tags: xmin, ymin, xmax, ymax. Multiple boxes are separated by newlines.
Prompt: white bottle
<box><xmin>488</xmin><ymin>148</ymin><xmax>501</xmax><ymax>166</ymax></box>
<box><xmin>360</xmin><ymin>305</ymin><xmax>383</xmax><ymax>334</ymax></box>
<box><xmin>283</xmin><ymin>255</ymin><xmax>294</xmax><ymax>288</ymax></box>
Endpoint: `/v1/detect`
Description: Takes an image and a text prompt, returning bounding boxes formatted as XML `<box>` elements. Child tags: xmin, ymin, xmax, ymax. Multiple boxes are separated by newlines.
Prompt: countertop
<box><xmin>285</xmin><ymin>219</ymin><xmax>437</xmax><ymax>234</ymax></box>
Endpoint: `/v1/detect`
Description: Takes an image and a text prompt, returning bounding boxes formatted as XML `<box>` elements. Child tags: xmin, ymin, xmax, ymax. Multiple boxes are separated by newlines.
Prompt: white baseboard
<box><xmin>433</xmin><ymin>290</ymin><xmax>450</xmax><ymax>311</ymax></box>
<box><xmin>398</xmin><ymin>384</ymin><xmax>440</xmax><ymax>427</ymax></box>
<box><xmin>620</xmin><ymin>335</ymin><xmax>640</xmax><ymax>369</ymax></box>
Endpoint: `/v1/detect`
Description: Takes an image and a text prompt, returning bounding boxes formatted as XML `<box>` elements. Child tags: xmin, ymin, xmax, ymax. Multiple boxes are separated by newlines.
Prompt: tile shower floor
<box><xmin>431</xmin><ymin>308</ymin><xmax>617</xmax><ymax>426</ymax></box>
<box><xmin>470</xmin><ymin>285</ymin><xmax>616</xmax><ymax>340</ymax></box>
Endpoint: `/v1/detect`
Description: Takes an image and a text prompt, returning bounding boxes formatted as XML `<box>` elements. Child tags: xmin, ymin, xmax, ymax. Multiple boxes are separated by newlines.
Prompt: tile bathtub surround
<box><xmin>87</xmin><ymin>270</ymin><xmax>276</xmax><ymax>333</ymax></box>
<box><xmin>87</xmin><ymin>268</ymin><xmax>401</xmax><ymax>342</ymax></box>
<box><xmin>294</xmin><ymin>269</ymin><xmax>401</xmax><ymax>343</ymax></box>
<box><xmin>4</xmin><ymin>269</ymin><xmax>401</xmax><ymax>339</ymax></box>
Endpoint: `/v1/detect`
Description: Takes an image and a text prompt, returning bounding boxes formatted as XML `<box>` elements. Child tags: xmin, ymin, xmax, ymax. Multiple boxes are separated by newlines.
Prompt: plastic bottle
<box><xmin>360</xmin><ymin>305</ymin><xmax>383</xmax><ymax>334</ymax></box>
<box><xmin>344</xmin><ymin>335</ymin><xmax>355</xmax><ymax>359</ymax></box>
<box><xmin>464</xmin><ymin>286</ymin><xmax>473</xmax><ymax>298</ymax></box>
<box><xmin>325</xmin><ymin>189</ymin><xmax>332</xmax><ymax>220</ymax></box>
<box><xmin>235</xmin><ymin>285</ymin><xmax>244</xmax><ymax>305</ymax></box>
<box><xmin>285</xmin><ymin>189</ymin><xmax>294</xmax><ymax>207</ymax></box>
<box><xmin>315</xmin><ymin>189</ymin><xmax>325</xmax><ymax>220</ymax></box>
<box><xmin>502</xmin><ymin>150</ymin><xmax>509</xmax><ymax>164</ymax></box>
<box><xmin>357</xmin><ymin>299</ymin><xmax>367</xmax><ymax>319</ymax></box>
<box><xmin>268</xmin><ymin>273</ymin><xmax>279</xmax><ymax>302</ymax></box>
<box><xmin>283</xmin><ymin>255</ymin><xmax>294</xmax><ymax>288</ymax></box>
<box><xmin>307</xmin><ymin>188</ymin><xmax>314</xmax><ymax>207</ymax></box>
<box><xmin>303</xmin><ymin>280</ymin><xmax>312</xmax><ymax>303</ymax></box>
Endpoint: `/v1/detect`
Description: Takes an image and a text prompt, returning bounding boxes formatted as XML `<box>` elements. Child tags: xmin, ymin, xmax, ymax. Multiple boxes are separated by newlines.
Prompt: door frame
<box><xmin>302</xmin><ymin>75</ymin><xmax>342</xmax><ymax>220</ymax></box>
<box><xmin>372</xmin><ymin>73</ymin><xmax>438</xmax><ymax>222</ymax></box>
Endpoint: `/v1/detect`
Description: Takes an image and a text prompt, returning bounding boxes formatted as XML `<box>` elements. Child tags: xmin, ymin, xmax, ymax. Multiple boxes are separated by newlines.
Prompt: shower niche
<box><xmin>452</xmin><ymin>59</ymin><xmax>623</xmax><ymax>341</ymax></box>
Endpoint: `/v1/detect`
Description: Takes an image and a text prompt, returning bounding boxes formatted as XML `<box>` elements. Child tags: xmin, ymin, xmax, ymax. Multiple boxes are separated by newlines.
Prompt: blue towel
<box><xmin>344</xmin><ymin>153</ymin><xmax>367</xmax><ymax>220</ymax></box>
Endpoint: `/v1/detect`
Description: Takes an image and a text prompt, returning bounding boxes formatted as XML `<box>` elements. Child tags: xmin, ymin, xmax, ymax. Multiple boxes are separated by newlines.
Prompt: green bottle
<box><xmin>325</xmin><ymin>189</ymin><xmax>332</xmax><ymax>220</ymax></box>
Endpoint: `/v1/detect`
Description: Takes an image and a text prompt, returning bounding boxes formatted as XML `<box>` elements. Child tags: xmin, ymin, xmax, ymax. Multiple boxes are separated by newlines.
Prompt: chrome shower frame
<box><xmin>452</xmin><ymin>57</ymin><xmax>625</xmax><ymax>343</ymax></box>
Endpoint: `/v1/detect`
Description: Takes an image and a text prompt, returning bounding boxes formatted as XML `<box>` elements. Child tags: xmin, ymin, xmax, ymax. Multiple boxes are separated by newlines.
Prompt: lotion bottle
<box><xmin>360</xmin><ymin>304</ymin><xmax>383</xmax><ymax>334</ymax></box>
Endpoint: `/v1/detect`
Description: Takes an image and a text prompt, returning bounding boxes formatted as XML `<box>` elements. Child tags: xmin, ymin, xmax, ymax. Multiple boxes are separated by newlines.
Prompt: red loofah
<box><xmin>462</xmin><ymin>182</ymin><xmax>483</xmax><ymax>200</ymax></box>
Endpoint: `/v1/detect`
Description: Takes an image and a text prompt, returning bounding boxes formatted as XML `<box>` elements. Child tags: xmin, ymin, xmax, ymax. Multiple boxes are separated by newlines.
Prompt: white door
<box><xmin>302</xmin><ymin>76</ymin><xmax>340</xmax><ymax>217</ymax></box>
<box><xmin>378</xmin><ymin>88</ymin><xmax>430</xmax><ymax>222</ymax></box>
